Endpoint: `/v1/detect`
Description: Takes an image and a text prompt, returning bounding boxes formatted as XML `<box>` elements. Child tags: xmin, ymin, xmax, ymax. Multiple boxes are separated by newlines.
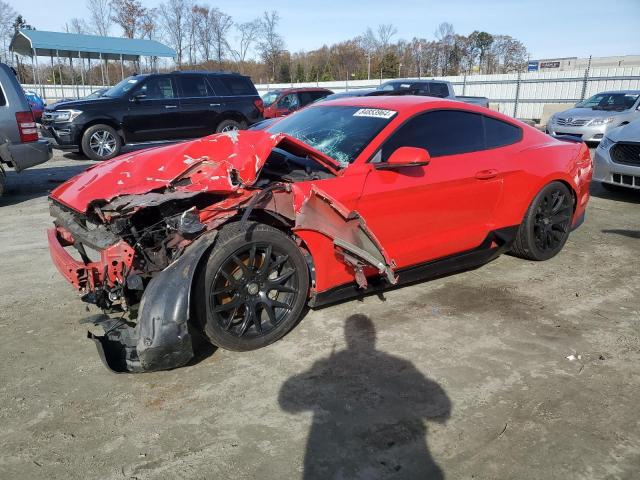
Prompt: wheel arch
<box><xmin>77</xmin><ymin>118</ymin><xmax>124</xmax><ymax>145</ymax></box>
<box><xmin>215</xmin><ymin>111</ymin><xmax>249</xmax><ymax>129</ymax></box>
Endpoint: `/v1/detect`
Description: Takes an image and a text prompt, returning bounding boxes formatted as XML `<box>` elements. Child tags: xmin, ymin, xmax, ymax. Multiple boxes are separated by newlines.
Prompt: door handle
<box><xmin>475</xmin><ymin>169</ymin><xmax>498</xmax><ymax>180</ymax></box>
<box><xmin>209</xmin><ymin>103</ymin><xmax>221</xmax><ymax>107</ymax></box>
<box><xmin>165</xmin><ymin>105</ymin><xmax>178</xmax><ymax>109</ymax></box>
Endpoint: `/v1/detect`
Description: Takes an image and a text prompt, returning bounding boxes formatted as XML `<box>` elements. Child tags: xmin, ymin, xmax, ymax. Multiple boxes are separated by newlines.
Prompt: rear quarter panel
<box><xmin>495</xmin><ymin>128</ymin><xmax>591</xmax><ymax>228</ymax></box>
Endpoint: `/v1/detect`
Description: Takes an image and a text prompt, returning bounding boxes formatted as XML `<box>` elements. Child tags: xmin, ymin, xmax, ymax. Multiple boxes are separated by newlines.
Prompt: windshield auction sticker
<box><xmin>353</xmin><ymin>108</ymin><xmax>397</xmax><ymax>119</ymax></box>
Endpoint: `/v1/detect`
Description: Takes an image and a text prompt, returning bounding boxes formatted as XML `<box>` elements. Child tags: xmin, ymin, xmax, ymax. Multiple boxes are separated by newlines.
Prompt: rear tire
<box><xmin>215</xmin><ymin>119</ymin><xmax>246</xmax><ymax>133</ymax></box>
<box><xmin>511</xmin><ymin>181</ymin><xmax>574</xmax><ymax>261</ymax></box>
<box><xmin>81</xmin><ymin>124</ymin><xmax>122</xmax><ymax>161</ymax></box>
<box><xmin>195</xmin><ymin>222</ymin><xmax>309</xmax><ymax>351</ymax></box>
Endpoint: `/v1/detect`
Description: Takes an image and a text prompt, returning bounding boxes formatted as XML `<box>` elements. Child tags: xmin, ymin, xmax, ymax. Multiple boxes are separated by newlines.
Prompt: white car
<box><xmin>594</xmin><ymin>119</ymin><xmax>640</xmax><ymax>191</ymax></box>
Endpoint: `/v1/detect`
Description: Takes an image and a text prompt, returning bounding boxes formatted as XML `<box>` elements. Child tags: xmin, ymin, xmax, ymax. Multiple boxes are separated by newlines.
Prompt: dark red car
<box><xmin>261</xmin><ymin>87</ymin><xmax>333</xmax><ymax>118</ymax></box>
<box><xmin>47</xmin><ymin>96</ymin><xmax>592</xmax><ymax>372</ymax></box>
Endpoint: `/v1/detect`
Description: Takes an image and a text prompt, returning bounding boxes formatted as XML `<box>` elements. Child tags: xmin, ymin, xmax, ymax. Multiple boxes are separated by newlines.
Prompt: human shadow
<box><xmin>279</xmin><ymin>314</ymin><xmax>451</xmax><ymax>479</ymax></box>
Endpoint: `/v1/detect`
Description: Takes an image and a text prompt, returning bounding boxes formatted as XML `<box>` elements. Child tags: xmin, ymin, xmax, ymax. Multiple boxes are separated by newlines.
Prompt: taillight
<box><xmin>15</xmin><ymin>111</ymin><xmax>38</xmax><ymax>142</ymax></box>
<box><xmin>254</xmin><ymin>98</ymin><xmax>264</xmax><ymax>114</ymax></box>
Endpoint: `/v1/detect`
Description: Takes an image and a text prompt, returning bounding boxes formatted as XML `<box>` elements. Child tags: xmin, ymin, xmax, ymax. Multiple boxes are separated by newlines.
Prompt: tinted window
<box><xmin>177</xmin><ymin>74</ymin><xmax>210</xmax><ymax>97</ymax></box>
<box><xmin>298</xmin><ymin>92</ymin><xmax>314</xmax><ymax>106</ymax></box>
<box><xmin>0</xmin><ymin>86</ymin><xmax>6</xmax><ymax>106</ymax></box>
<box><xmin>267</xmin><ymin>105</ymin><xmax>397</xmax><ymax>166</ymax></box>
<box><xmin>310</xmin><ymin>91</ymin><xmax>330</xmax><ymax>100</ymax></box>
<box><xmin>484</xmin><ymin>116</ymin><xmax>522</xmax><ymax>148</ymax></box>
<box><xmin>381</xmin><ymin>110</ymin><xmax>484</xmax><ymax>160</ymax></box>
<box><xmin>428</xmin><ymin>83</ymin><xmax>450</xmax><ymax>98</ymax></box>
<box><xmin>208</xmin><ymin>75</ymin><xmax>256</xmax><ymax>96</ymax></box>
<box><xmin>138</xmin><ymin>76</ymin><xmax>175</xmax><ymax>99</ymax></box>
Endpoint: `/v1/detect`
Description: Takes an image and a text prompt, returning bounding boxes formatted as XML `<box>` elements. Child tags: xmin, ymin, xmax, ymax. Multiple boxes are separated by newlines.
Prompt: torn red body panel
<box><xmin>50</xmin><ymin>130</ymin><xmax>340</xmax><ymax>213</ymax></box>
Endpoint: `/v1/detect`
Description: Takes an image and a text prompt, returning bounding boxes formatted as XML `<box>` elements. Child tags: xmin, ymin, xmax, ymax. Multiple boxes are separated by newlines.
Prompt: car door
<box><xmin>124</xmin><ymin>75</ymin><xmax>181</xmax><ymax>142</ymax></box>
<box><xmin>176</xmin><ymin>73</ymin><xmax>217</xmax><ymax>138</ymax></box>
<box><xmin>355</xmin><ymin>109</ymin><xmax>504</xmax><ymax>269</ymax></box>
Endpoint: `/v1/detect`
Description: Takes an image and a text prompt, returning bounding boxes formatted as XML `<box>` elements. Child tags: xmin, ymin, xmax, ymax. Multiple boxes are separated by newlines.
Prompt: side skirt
<box><xmin>308</xmin><ymin>226</ymin><xmax>519</xmax><ymax>308</ymax></box>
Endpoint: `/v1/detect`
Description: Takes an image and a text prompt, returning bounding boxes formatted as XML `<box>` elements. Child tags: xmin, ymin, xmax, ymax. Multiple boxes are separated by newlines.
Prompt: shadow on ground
<box><xmin>589</xmin><ymin>182</ymin><xmax>640</xmax><ymax>204</ymax></box>
<box><xmin>279</xmin><ymin>314</ymin><xmax>451</xmax><ymax>479</ymax></box>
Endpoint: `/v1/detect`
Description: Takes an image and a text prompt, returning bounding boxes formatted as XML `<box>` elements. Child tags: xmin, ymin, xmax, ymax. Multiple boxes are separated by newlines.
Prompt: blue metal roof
<box><xmin>10</xmin><ymin>29</ymin><xmax>175</xmax><ymax>60</ymax></box>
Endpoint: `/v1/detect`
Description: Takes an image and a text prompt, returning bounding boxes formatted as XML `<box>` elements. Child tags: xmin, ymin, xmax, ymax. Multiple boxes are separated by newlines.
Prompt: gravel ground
<box><xmin>0</xmin><ymin>149</ymin><xmax>638</xmax><ymax>480</ymax></box>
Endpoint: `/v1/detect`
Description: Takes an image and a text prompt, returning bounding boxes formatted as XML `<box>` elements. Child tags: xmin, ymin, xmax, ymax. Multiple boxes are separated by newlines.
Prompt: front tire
<box><xmin>511</xmin><ymin>181</ymin><xmax>574</xmax><ymax>261</ymax></box>
<box><xmin>81</xmin><ymin>124</ymin><xmax>122</xmax><ymax>161</ymax></box>
<box><xmin>195</xmin><ymin>222</ymin><xmax>309</xmax><ymax>351</ymax></box>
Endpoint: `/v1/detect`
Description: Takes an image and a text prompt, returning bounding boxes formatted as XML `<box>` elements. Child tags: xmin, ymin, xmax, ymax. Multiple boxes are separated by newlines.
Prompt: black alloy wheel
<box><xmin>512</xmin><ymin>181</ymin><xmax>574</xmax><ymax>261</ymax></box>
<box><xmin>197</xmin><ymin>222</ymin><xmax>309</xmax><ymax>351</ymax></box>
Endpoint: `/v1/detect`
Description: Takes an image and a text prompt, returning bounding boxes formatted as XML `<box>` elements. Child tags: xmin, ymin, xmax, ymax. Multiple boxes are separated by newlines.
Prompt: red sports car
<box><xmin>47</xmin><ymin>96</ymin><xmax>592</xmax><ymax>372</ymax></box>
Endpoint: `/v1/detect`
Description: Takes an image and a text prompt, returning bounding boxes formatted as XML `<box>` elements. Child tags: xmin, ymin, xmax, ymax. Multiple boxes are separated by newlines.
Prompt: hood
<box><xmin>47</xmin><ymin>96</ymin><xmax>116</xmax><ymax>111</ymax></box>
<box><xmin>556</xmin><ymin>107</ymin><xmax>629</xmax><ymax>119</ymax></box>
<box><xmin>607</xmin><ymin>117</ymin><xmax>640</xmax><ymax>142</ymax></box>
<box><xmin>50</xmin><ymin>130</ymin><xmax>341</xmax><ymax>213</ymax></box>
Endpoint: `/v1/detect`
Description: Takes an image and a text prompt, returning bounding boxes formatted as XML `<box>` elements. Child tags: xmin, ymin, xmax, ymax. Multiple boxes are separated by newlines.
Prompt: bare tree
<box><xmin>377</xmin><ymin>24</ymin><xmax>397</xmax><ymax>52</ymax></box>
<box><xmin>0</xmin><ymin>1</ymin><xmax>17</xmax><ymax>64</ymax></box>
<box><xmin>257</xmin><ymin>11</ymin><xmax>285</xmax><ymax>80</ymax></box>
<box><xmin>434</xmin><ymin>22</ymin><xmax>455</xmax><ymax>75</ymax></box>
<box><xmin>110</xmin><ymin>0</ymin><xmax>147</xmax><ymax>39</ymax></box>
<box><xmin>210</xmin><ymin>8</ymin><xmax>233</xmax><ymax>64</ymax></box>
<box><xmin>231</xmin><ymin>19</ymin><xmax>260</xmax><ymax>68</ymax></box>
<box><xmin>159</xmin><ymin>0</ymin><xmax>189</xmax><ymax>66</ymax></box>
<box><xmin>192</xmin><ymin>4</ymin><xmax>213</xmax><ymax>62</ymax></box>
<box><xmin>358</xmin><ymin>28</ymin><xmax>379</xmax><ymax>79</ymax></box>
<box><xmin>87</xmin><ymin>0</ymin><xmax>111</xmax><ymax>36</ymax></box>
<box><xmin>66</xmin><ymin>18</ymin><xmax>89</xmax><ymax>34</ymax></box>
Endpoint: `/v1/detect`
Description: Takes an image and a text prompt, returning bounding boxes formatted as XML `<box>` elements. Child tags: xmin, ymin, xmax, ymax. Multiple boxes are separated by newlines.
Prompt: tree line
<box><xmin>0</xmin><ymin>0</ymin><xmax>529</xmax><ymax>86</ymax></box>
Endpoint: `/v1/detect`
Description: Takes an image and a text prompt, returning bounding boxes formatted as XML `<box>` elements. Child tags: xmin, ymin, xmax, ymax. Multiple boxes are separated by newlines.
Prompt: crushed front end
<box><xmin>48</xmin><ymin>197</ymin><xmax>213</xmax><ymax>372</ymax></box>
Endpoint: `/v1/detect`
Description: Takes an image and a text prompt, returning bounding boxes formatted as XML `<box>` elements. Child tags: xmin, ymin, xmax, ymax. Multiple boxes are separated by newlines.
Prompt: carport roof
<box><xmin>10</xmin><ymin>29</ymin><xmax>175</xmax><ymax>61</ymax></box>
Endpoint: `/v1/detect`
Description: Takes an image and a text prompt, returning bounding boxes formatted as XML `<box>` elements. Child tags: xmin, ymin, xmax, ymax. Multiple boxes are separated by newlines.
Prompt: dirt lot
<box><xmin>0</xmin><ymin>149</ymin><xmax>639</xmax><ymax>480</ymax></box>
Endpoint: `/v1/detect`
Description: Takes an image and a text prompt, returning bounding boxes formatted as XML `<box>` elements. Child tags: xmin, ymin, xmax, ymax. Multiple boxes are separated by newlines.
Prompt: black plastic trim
<box><xmin>308</xmin><ymin>226</ymin><xmax>519</xmax><ymax>308</ymax></box>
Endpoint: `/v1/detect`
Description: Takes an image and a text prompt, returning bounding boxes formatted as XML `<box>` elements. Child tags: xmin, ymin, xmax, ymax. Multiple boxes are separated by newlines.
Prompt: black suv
<box><xmin>41</xmin><ymin>71</ymin><xmax>263</xmax><ymax>160</ymax></box>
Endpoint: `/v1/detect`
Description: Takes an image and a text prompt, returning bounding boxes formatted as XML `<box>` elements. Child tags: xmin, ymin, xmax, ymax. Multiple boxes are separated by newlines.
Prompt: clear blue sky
<box><xmin>7</xmin><ymin>0</ymin><xmax>640</xmax><ymax>59</ymax></box>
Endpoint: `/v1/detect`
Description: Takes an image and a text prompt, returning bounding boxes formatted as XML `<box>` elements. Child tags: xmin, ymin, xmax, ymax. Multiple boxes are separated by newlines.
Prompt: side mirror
<box><xmin>376</xmin><ymin>146</ymin><xmax>431</xmax><ymax>170</ymax></box>
<box><xmin>130</xmin><ymin>93</ymin><xmax>146</xmax><ymax>102</ymax></box>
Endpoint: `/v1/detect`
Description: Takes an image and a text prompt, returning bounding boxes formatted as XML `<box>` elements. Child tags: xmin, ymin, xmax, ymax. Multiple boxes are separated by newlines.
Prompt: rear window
<box><xmin>177</xmin><ymin>74</ymin><xmax>211</xmax><ymax>97</ymax></box>
<box><xmin>0</xmin><ymin>86</ymin><xmax>6</xmax><ymax>106</ymax></box>
<box><xmin>208</xmin><ymin>75</ymin><xmax>256</xmax><ymax>96</ymax></box>
<box><xmin>484</xmin><ymin>116</ymin><xmax>522</xmax><ymax>148</ymax></box>
<box><xmin>428</xmin><ymin>83</ymin><xmax>450</xmax><ymax>98</ymax></box>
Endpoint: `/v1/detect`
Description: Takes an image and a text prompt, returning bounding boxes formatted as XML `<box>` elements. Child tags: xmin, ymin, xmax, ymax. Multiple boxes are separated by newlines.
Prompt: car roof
<box><xmin>312</xmin><ymin>95</ymin><xmax>521</xmax><ymax>124</ymax></box>
<box><xmin>595</xmin><ymin>90</ymin><xmax>640</xmax><ymax>95</ymax></box>
<box><xmin>275</xmin><ymin>87</ymin><xmax>332</xmax><ymax>93</ymax></box>
<box><xmin>316</xmin><ymin>95</ymin><xmax>456</xmax><ymax>110</ymax></box>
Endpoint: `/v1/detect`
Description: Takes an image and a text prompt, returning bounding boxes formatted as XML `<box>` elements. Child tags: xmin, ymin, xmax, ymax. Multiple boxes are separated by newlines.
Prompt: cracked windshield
<box><xmin>266</xmin><ymin>105</ymin><xmax>397</xmax><ymax>166</ymax></box>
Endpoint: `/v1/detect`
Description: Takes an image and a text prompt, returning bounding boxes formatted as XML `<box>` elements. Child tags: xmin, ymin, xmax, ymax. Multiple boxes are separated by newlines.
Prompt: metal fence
<box><xmin>255</xmin><ymin>66</ymin><xmax>640</xmax><ymax>120</ymax></box>
<box><xmin>23</xmin><ymin>66</ymin><xmax>640</xmax><ymax>121</ymax></box>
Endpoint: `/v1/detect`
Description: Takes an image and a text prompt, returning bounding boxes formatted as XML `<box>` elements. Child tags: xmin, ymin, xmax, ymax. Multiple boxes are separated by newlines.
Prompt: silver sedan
<box><xmin>594</xmin><ymin>119</ymin><xmax>640</xmax><ymax>191</ymax></box>
<box><xmin>547</xmin><ymin>90</ymin><xmax>640</xmax><ymax>143</ymax></box>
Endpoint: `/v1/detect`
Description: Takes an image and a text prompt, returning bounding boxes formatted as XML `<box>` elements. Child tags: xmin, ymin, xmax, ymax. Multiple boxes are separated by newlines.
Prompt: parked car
<box><xmin>41</xmin><ymin>71</ymin><xmax>264</xmax><ymax>161</ymax></box>
<box><xmin>546</xmin><ymin>90</ymin><xmax>640</xmax><ymax>143</ymax></box>
<box><xmin>24</xmin><ymin>90</ymin><xmax>46</xmax><ymax>121</ymax></box>
<box><xmin>47</xmin><ymin>95</ymin><xmax>591</xmax><ymax>372</ymax></box>
<box><xmin>0</xmin><ymin>63</ymin><xmax>52</xmax><ymax>196</ymax></box>
<box><xmin>261</xmin><ymin>88</ymin><xmax>333</xmax><ymax>118</ymax></box>
<box><xmin>594</xmin><ymin>118</ymin><xmax>640</xmax><ymax>191</ymax></box>
<box><xmin>318</xmin><ymin>79</ymin><xmax>490</xmax><ymax>107</ymax></box>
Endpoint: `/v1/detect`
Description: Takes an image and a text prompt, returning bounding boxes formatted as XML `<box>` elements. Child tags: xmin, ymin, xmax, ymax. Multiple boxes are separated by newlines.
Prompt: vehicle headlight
<box><xmin>598</xmin><ymin>136</ymin><xmax>614</xmax><ymax>150</ymax></box>
<box><xmin>588</xmin><ymin>117</ymin><xmax>614</xmax><ymax>126</ymax></box>
<box><xmin>50</xmin><ymin>109</ymin><xmax>83</xmax><ymax>122</ymax></box>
